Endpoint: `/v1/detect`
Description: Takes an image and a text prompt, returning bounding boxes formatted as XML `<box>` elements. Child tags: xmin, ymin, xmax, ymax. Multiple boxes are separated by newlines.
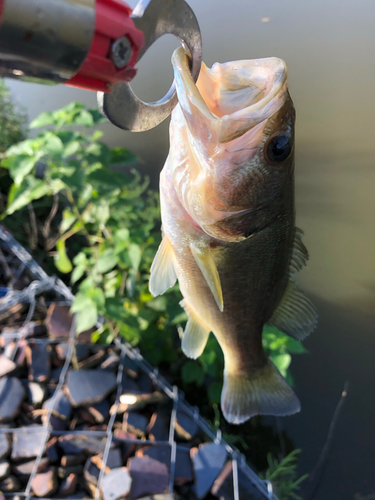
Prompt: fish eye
<box><xmin>265</xmin><ymin>135</ymin><xmax>292</xmax><ymax>163</ymax></box>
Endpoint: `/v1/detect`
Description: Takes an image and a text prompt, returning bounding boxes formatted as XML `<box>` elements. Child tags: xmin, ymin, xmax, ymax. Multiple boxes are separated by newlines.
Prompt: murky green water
<box><xmin>6</xmin><ymin>1</ymin><xmax>375</xmax><ymax>497</ymax></box>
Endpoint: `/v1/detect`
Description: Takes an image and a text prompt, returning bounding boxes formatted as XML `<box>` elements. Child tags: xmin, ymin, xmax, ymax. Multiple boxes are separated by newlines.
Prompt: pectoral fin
<box><xmin>269</xmin><ymin>280</ymin><xmax>318</xmax><ymax>341</ymax></box>
<box><xmin>190</xmin><ymin>244</ymin><xmax>224</xmax><ymax>312</ymax></box>
<box><xmin>149</xmin><ymin>236</ymin><xmax>177</xmax><ymax>296</ymax></box>
<box><xmin>180</xmin><ymin>300</ymin><xmax>210</xmax><ymax>359</ymax></box>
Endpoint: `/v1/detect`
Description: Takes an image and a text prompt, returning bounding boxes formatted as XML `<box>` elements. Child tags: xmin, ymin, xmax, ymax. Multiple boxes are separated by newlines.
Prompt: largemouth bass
<box><xmin>149</xmin><ymin>47</ymin><xmax>317</xmax><ymax>424</ymax></box>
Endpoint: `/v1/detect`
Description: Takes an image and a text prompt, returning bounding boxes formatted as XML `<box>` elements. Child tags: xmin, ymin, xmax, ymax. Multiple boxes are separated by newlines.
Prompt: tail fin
<box><xmin>221</xmin><ymin>361</ymin><xmax>300</xmax><ymax>425</ymax></box>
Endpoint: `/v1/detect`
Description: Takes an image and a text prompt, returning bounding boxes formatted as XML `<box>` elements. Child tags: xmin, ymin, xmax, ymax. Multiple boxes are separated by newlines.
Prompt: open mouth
<box><xmin>172</xmin><ymin>47</ymin><xmax>288</xmax><ymax>143</ymax></box>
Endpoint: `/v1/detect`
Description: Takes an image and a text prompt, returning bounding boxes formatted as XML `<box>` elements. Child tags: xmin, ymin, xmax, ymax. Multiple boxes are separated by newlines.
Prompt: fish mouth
<box><xmin>172</xmin><ymin>47</ymin><xmax>288</xmax><ymax>143</ymax></box>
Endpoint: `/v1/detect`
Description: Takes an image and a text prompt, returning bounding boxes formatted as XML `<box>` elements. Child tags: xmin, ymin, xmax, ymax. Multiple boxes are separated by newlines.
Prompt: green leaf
<box><xmin>74</xmin><ymin>109</ymin><xmax>94</xmax><ymax>127</ymax></box>
<box><xmin>97</xmin><ymin>249</ymin><xmax>118</xmax><ymax>273</ymax></box>
<box><xmin>88</xmin><ymin>109</ymin><xmax>107</xmax><ymax>125</ymax></box>
<box><xmin>104</xmin><ymin>297</ymin><xmax>127</xmax><ymax>322</ymax></box>
<box><xmin>55</xmin><ymin>240</ymin><xmax>73</xmax><ymax>273</ymax></box>
<box><xmin>181</xmin><ymin>361</ymin><xmax>205</xmax><ymax>386</ymax></box>
<box><xmin>6</xmin><ymin>139</ymin><xmax>37</xmax><ymax>156</ymax></box>
<box><xmin>29</xmin><ymin>111</ymin><xmax>54</xmax><ymax>129</ymax></box>
<box><xmin>71</xmin><ymin>293</ymin><xmax>93</xmax><ymax>313</ymax></box>
<box><xmin>60</xmin><ymin>209</ymin><xmax>76</xmax><ymax>233</ymax></box>
<box><xmin>2</xmin><ymin>153</ymin><xmax>43</xmax><ymax>185</ymax></box>
<box><xmin>85</xmin><ymin>142</ymin><xmax>111</xmax><ymax>165</ymax></box>
<box><xmin>5</xmin><ymin>177</ymin><xmax>64</xmax><ymax>215</ymax></box>
<box><xmin>63</xmin><ymin>140</ymin><xmax>80</xmax><ymax>157</ymax></box>
<box><xmin>208</xmin><ymin>381</ymin><xmax>222</xmax><ymax>405</ymax></box>
<box><xmin>75</xmin><ymin>305</ymin><xmax>97</xmax><ymax>334</ymax></box>
<box><xmin>87</xmin><ymin>287</ymin><xmax>105</xmax><ymax>312</ymax></box>
<box><xmin>127</xmin><ymin>243</ymin><xmax>142</xmax><ymax>271</ymax></box>
<box><xmin>71</xmin><ymin>265</ymin><xmax>86</xmax><ymax>284</ymax></box>
<box><xmin>43</xmin><ymin>134</ymin><xmax>63</xmax><ymax>154</ymax></box>
<box><xmin>109</xmin><ymin>147</ymin><xmax>139</xmax><ymax>165</ymax></box>
<box><xmin>146</xmin><ymin>296</ymin><xmax>167</xmax><ymax>312</ymax></box>
<box><xmin>270</xmin><ymin>353</ymin><xmax>291</xmax><ymax>377</ymax></box>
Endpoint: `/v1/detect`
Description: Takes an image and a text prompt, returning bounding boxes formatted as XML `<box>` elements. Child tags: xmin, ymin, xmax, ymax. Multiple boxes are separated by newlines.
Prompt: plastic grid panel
<box><xmin>0</xmin><ymin>225</ymin><xmax>277</xmax><ymax>500</ymax></box>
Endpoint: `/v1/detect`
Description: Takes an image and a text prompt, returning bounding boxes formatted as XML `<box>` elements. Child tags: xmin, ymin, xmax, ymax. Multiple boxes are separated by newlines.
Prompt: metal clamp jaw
<box><xmin>98</xmin><ymin>0</ymin><xmax>202</xmax><ymax>132</ymax></box>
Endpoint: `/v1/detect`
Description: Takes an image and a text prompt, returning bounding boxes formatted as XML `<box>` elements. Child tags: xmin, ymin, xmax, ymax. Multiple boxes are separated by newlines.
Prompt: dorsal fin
<box><xmin>190</xmin><ymin>243</ymin><xmax>224</xmax><ymax>312</ymax></box>
<box><xmin>289</xmin><ymin>227</ymin><xmax>309</xmax><ymax>277</ymax></box>
<box><xmin>149</xmin><ymin>236</ymin><xmax>177</xmax><ymax>296</ymax></box>
<box><xmin>269</xmin><ymin>280</ymin><xmax>317</xmax><ymax>341</ymax></box>
<box><xmin>180</xmin><ymin>300</ymin><xmax>210</xmax><ymax>359</ymax></box>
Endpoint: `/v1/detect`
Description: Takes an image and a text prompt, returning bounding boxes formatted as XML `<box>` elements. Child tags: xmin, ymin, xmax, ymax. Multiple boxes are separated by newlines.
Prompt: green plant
<box><xmin>260</xmin><ymin>449</ymin><xmax>308</xmax><ymax>500</ymax></box>
<box><xmin>0</xmin><ymin>79</ymin><xmax>28</xmax><ymax>153</ymax></box>
<box><xmin>0</xmin><ymin>102</ymin><xmax>185</xmax><ymax>365</ymax></box>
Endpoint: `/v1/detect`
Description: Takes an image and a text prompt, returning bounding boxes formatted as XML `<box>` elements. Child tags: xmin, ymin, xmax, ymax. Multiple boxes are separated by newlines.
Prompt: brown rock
<box><xmin>77</xmin><ymin>350</ymin><xmax>107</xmax><ymax>370</ymax></box>
<box><xmin>61</xmin><ymin>453</ymin><xmax>86</xmax><ymax>467</ymax></box>
<box><xmin>26</xmin><ymin>343</ymin><xmax>50</xmax><ymax>382</ymax></box>
<box><xmin>58</xmin><ymin>473</ymin><xmax>78</xmax><ymax>496</ymax></box>
<box><xmin>0</xmin><ymin>474</ymin><xmax>21</xmax><ymax>492</ymax></box>
<box><xmin>13</xmin><ymin>457</ymin><xmax>49</xmax><ymax>476</ymax></box>
<box><xmin>46</xmin><ymin>303</ymin><xmax>94</xmax><ymax>342</ymax></box>
<box><xmin>31</xmin><ymin>467</ymin><xmax>58</xmax><ymax>497</ymax></box>
<box><xmin>128</xmin><ymin>456</ymin><xmax>169</xmax><ymax>500</ymax></box>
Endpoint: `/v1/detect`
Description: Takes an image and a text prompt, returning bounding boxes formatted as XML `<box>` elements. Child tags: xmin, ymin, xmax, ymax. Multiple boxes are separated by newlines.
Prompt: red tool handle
<box><xmin>68</xmin><ymin>0</ymin><xmax>144</xmax><ymax>93</ymax></box>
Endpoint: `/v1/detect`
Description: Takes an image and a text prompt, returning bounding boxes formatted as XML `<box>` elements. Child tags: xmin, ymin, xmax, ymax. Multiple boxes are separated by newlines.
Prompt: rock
<box><xmin>46</xmin><ymin>303</ymin><xmax>93</xmax><ymax>342</ymax></box>
<box><xmin>211</xmin><ymin>460</ymin><xmax>265</xmax><ymax>500</ymax></box>
<box><xmin>128</xmin><ymin>456</ymin><xmax>169</xmax><ymax>500</ymax></box>
<box><xmin>13</xmin><ymin>457</ymin><xmax>49</xmax><ymax>476</ymax></box>
<box><xmin>100</xmin><ymin>467</ymin><xmax>132</xmax><ymax>500</ymax></box>
<box><xmin>61</xmin><ymin>453</ymin><xmax>86</xmax><ymax>467</ymax></box>
<box><xmin>26</xmin><ymin>342</ymin><xmax>50</xmax><ymax>382</ymax></box>
<box><xmin>174</xmin><ymin>411</ymin><xmax>199</xmax><ymax>441</ymax></box>
<box><xmin>136</xmin><ymin>445</ymin><xmax>171</xmax><ymax>470</ymax></box>
<box><xmin>191</xmin><ymin>443</ymin><xmax>228</xmax><ymax>498</ymax></box>
<box><xmin>23</xmin><ymin>381</ymin><xmax>46</xmax><ymax>406</ymax></box>
<box><xmin>50</xmin><ymin>367</ymin><xmax>63</xmax><ymax>384</ymax></box>
<box><xmin>81</xmin><ymin>399</ymin><xmax>110</xmax><ymax>424</ymax></box>
<box><xmin>0</xmin><ymin>433</ymin><xmax>11</xmax><ymax>460</ymax></box>
<box><xmin>0</xmin><ymin>377</ymin><xmax>25</xmax><ymax>422</ymax></box>
<box><xmin>137</xmin><ymin>372</ymin><xmax>153</xmax><ymax>394</ymax></box>
<box><xmin>83</xmin><ymin>456</ymin><xmax>100</xmax><ymax>486</ymax></box>
<box><xmin>0</xmin><ymin>474</ymin><xmax>21</xmax><ymax>492</ymax></box>
<box><xmin>11</xmin><ymin>427</ymin><xmax>45</xmax><ymax>459</ymax></box>
<box><xmin>58</xmin><ymin>434</ymin><xmax>108</xmax><ymax>455</ymax></box>
<box><xmin>20</xmin><ymin>322</ymin><xmax>46</xmax><ymax>339</ymax></box>
<box><xmin>0</xmin><ymin>355</ymin><xmax>16</xmax><ymax>377</ymax></box>
<box><xmin>135</xmin><ymin>496</ymin><xmax>176</xmax><ymax>500</ymax></box>
<box><xmin>113</xmin><ymin>430</ymin><xmax>137</xmax><ymax>462</ymax></box>
<box><xmin>175</xmin><ymin>446</ymin><xmax>193</xmax><ymax>486</ymax></box>
<box><xmin>123</xmin><ymin>357</ymin><xmax>139</xmax><ymax>379</ymax></box>
<box><xmin>77</xmin><ymin>350</ymin><xmax>107</xmax><ymax>370</ymax></box>
<box><xmin>100</xmin><ymin>354</ymin><xmax>120</xmax><ymax>371</ymax></box>
<box><xmin>43</xmin><ymin>390</ymin><xmax>71</xmax><ymax>420</ymax></box>
<box><xmin>14</xmin><ymin>340</ymin><xmax>28</xmax><ymax>366</ymax></box>
<box><xmin>58</xmin><ymin>473</ymin><xmax>78</xmax><ymax>496</ymax></box>
<box><xmin>121</xmin><ymin>374</ymin><xmax>141</xmax><ymax>394</ymax></box>
<box><xmin>123</xmin><ymin>412</ymin><xmax>149</xmax><ymax>437</ymax></box>
<box><xmin>31</xmin><ymin>467</ymin><xmax>58</xmax><ymax>497</ymax></box>
<box><xmin>57</xmin><ymin>464</ymin><xmax>83</xmax><ymax>479</ymax></box>
<box><xmin>138</xmin><ymin>445</ymin><xmax>193</xmax><ymax>486</ymax></box>
<box><xmin>65</xmin><ymin>370</ymin><xmax>117</xmax><ymax>406</ymax></box>
<box><xmin>0</xmin><ymin>460</ymin><xmax>10</xmax><ymax>479</ymax></box>
<box><xmin>147</xmin><ymin>413</ymin><xmax>170</xmax><ymax>442</ymax></box>
<box><xmin>91</xmin><ymin>448</ymin><xmax>122</xmax><ymax>473</ymax></box>
<box><xmin>56</xmin><ymin>343</ymin><xmax>89</xmax><ymax>362</ymax></box>
<box><xmin>45</xmin><ymin>437</ymin><xmax>59</xmax><ymax>463</ymax></box>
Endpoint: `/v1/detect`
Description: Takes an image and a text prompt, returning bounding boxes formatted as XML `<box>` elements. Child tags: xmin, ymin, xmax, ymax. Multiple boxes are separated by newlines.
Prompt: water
<box><xmin>5</xmin><ymin>1</ymin><xmax>375</xmax><ymax>498</ymax></box>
